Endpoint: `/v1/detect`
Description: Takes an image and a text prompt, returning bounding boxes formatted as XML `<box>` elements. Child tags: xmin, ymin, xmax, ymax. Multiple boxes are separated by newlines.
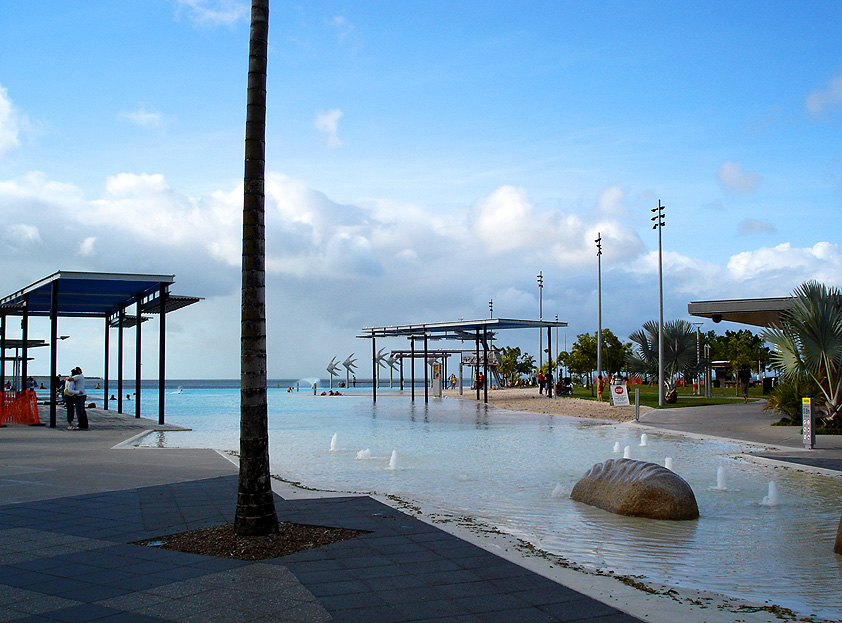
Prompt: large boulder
<box><xmin>571</xmin><ymin>458</ymin><xmax>699</xmax><ymax>520</ymax></box>
<box><xmin>835</xmin><ymin>514</ymin><xmax>842</xmax><ymax>555</ymax></box>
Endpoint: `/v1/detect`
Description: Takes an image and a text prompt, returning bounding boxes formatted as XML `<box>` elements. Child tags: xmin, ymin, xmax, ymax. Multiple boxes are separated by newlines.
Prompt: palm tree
<box><xmin>628</xmin><ymin>320</ymin><xmax>696</xmax><ymax>396</ymax></box>
<box><xmin>763</xmin><ymin>281</ymin><xmax>842</xmax><ymax>426</ymax></box>
<box><xmin>235</xmin><ymin>0</ymin><xmax>278</xmax><ymax>536</ymax></box>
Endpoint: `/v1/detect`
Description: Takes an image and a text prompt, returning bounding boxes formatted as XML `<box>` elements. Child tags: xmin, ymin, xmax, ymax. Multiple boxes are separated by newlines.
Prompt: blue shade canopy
<box><xmin>0</xmin><ymin>271</ymin><xmax>177</xmax><ymax>319</ymax></box>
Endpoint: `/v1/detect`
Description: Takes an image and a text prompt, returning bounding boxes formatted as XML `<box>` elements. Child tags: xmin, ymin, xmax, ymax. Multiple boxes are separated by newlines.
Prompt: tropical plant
<box><xmin>763</xmin><ymin>378</ymin><xmax>822</xmax><ymax>423</ymax></box>
<box><xmin>235</xmin><ymin>0</ymin><xmax>279</xmax><ymax>537</ymax></box>
<box><xmin>627</xmin><ymin>320</ymin><xmax>696</xmax><ymax>393</ymax></box>
<box><xmin>763</xmin><ymin>281</ymin><xmax>842</xmax><ymax>427</ymax></box>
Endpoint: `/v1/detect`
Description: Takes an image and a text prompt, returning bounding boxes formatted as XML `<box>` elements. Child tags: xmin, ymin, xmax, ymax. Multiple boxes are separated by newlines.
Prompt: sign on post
<box><xmin>802</xmin><ymin>397</ymin><xmax>815</xmax><ymax>449</ymax></box>
<box><xmin>611</xmin><ymin>384</ymin><xmax>630</xmax><ymax>407</ymax></box>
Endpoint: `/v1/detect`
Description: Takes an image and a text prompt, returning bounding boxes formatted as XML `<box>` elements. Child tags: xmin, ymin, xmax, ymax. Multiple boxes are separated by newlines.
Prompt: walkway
<box><xmin>637</xmin><ymin>398</ymin><xmax>842</xmax><ymax>473</ymax></box>
<box><xmin>0</xmin><ymin>410</ymin><xmax>642</xmax><ymax>623</ymax></box>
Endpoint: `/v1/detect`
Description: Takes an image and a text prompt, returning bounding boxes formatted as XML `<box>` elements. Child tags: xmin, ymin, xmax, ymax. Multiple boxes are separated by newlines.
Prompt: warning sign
<box><xmin>611</xmin><ymin>384</ymin><xmax>629</xmax><ymax>407</ymax></box>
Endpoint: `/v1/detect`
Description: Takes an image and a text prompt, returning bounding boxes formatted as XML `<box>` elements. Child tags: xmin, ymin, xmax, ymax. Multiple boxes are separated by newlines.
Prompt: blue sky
<box><xmin>2</xmin><ymin>0</ymin><xmax>842</xmax><ymax>379</ymax></box>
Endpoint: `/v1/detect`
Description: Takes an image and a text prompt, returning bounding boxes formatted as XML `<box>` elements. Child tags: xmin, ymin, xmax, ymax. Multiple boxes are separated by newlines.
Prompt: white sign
<box><xmin>611</xmin><ymin>384</ymin><xmax>629</xmax><ymax>407</ymax></box>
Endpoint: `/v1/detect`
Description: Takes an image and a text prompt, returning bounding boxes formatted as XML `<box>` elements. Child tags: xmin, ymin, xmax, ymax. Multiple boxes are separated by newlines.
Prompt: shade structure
<box><xmin>688</xmin><ymin>297</ymin><xmax>792</xmax><ymax>328</ymax></box>
<box><xmin>0</xmin><ymin>271</ymin><xmax>200</xmax><ymax>427</ymax></box>
<box><xmin>359</xmin><ymin>317</ymin><xmax>568</xmax><ymax>404</ymax></box>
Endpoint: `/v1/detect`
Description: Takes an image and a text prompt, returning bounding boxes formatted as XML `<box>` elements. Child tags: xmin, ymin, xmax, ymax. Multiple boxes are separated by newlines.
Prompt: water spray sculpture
<box><xmin>385</xmin><ymin>354</ymin><xmax>399</xmax><ymax>388</ymax></box>
<box><xmin>374</xmin><ymin>348</ymin><xmax>388</xmax><ymax>387</ymax></box>
<box><xmin>326</xmin><ymin>357</ymin><xmax>340</xmax><ymax>389</ymax></box>
<box><xmin>571</xmin><ymin>458</ymin><xmax>699</xmax><ymax>520</ymax></box>
<box><xmin>343</xmin><ymin>354</ymin><xmax>358</xmax><ymax>388</ymax></box>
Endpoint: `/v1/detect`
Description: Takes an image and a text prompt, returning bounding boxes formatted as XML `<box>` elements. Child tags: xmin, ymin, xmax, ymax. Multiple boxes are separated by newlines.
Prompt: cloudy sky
<box><xmin>2</xmin><ymin>0</ymin><xmax>842</xmax><ymax>380</ymax></box>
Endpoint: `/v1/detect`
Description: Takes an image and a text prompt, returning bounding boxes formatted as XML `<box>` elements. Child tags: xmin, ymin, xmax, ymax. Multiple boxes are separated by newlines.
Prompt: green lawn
<box><xmin>560</xmin><ymin>383</ymin><xmax>765</xmax><ymax>409</ymax></box>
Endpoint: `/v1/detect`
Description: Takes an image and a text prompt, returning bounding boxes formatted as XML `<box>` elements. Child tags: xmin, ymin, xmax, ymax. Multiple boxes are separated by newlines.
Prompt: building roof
<box><xmin>687</xmin><ymin>297</ymin><xmax>792</xmax><ymax>328</ymax></box>
<box><xmin>0</xmin><ymin>271</ymin><xmax>198</xmax><ymax>319</ymax></box>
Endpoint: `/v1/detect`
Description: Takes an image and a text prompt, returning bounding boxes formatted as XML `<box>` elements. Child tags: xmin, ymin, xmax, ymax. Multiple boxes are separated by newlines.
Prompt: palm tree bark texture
<box><xmin>235</xmin><ymin>0</ymin><xmax>278</xmax><ymax>536</ymax></box>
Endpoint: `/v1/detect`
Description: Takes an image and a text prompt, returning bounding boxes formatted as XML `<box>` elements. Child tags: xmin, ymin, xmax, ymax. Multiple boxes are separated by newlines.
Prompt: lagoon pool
<box><xmin>137</xmin><ymin>383</ymin><xmax>842</xmax><ymax>621</ymax></box>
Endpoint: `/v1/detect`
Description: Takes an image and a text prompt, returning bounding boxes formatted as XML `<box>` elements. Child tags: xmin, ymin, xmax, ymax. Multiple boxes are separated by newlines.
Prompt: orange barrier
<box><xmin>0</xmin><ymin>390</ymin><xmax>40</xmax><ymax>425</ymax></box>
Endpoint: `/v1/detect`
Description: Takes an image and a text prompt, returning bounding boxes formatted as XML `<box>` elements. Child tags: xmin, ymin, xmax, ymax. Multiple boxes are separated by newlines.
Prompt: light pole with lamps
<box><xmin>651</xmin><ymin>200</ymin><xmax>665</xmax><ymax>406</ymax></box>
<box><xmin>691</xmin><ymin>322</ymin><xmax>703</xmax><ymax>395</ymax></box>
<box><xmin>537</xmin><ymin>272</ymin><xmax>543</xmax><ymax>374</ymax></box>
<box><xmin>595</xmin><ymin>233</ymin><xmax>602</xmax><ymax>383</ymax></box>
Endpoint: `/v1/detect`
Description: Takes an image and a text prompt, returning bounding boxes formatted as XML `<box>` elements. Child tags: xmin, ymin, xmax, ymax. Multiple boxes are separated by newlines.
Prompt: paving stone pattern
<box><xmin>0</xmin><ymin>476</ymin><xmax>642</xmax><ymax>622</ymax></box>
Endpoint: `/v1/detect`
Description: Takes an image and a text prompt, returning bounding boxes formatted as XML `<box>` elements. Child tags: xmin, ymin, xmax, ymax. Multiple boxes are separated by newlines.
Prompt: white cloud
<box><xmin>0</xmin><ymin>85</ymin><xmax>21</xmax><ymax>158</ymax></box>
<box><xmin>738</xmin><ymin>219</ymin><xmax>776</xmax><ymax>236</ymax></box>
<box><xmin>716</xmin><ymin>161</ymin><xmax>760</xmax><ymax>194</ymax></box>
<box><xmin>173</xmin><ymin>0</ymin><xmax>248</xmax><ymax>27</ymax></box>
<box><xmin>329</xmin><ymin>15</ymin><xmax>355</xmax><ymax>41</ymax></box>
<box><xmin>314</xmin><ymin>109</ymin><xmax>344</xmax><ymax>148</ymax></box>
<box><xmin>469</xmin><ymin>184</ymin><xmax>643</xmax><ymax>266</ymax></box>
<box><xmin>3</xmin><ymin>224</ymin><xmax>41</xmax><ymax>248</ymax></box>
<box><xmin>806</xmin><ymin>72</ymin><xmax>842</xmax><ymax>118</ymax></box>
<box><xmin>118</xmin><ymin>105</ymin><xmax>165</xmax><ymax>129</ymax></box>
<box><xmin>78</xmin><ymin>237</ymin><xmax>97</xmax><ymax>257</ymax></box>
<box><xmin>727</xmin><ymin>242</ymin><xmax>842</xmax><ymax>289</ymax></box>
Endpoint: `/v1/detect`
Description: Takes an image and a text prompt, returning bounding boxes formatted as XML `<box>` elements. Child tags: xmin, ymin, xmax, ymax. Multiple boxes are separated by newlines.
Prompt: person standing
<box><xmin>63</xmin><ymin>372</ymin><xmax>76</xmax><ymax>429</ymax></box>
<box><xmin>71</xmin><ymin>367</ymin><xmax>88</xmax><ymax>430</ymax></box>
<box><xmin>738</xmin><ymin>366</ymin><xmax>751</xmax><ymax>403</ymax></box>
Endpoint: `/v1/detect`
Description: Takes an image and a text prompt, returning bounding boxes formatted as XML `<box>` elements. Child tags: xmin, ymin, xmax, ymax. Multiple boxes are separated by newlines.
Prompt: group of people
<box><xmin>59</xmin><ymin>367</ymin><xmax>88</xmax><ymax>430</ymax></box>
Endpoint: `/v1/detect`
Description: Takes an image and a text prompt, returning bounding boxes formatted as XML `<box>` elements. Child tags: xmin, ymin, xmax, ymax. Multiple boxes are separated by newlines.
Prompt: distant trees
<box><xmin>558</xmin><ymin>329</ymin><xmax>631</xmax><ymax>385</ymax></box>
<box><xmin>497</xmin><ymin>346</ymin><xmax>535</xmax><ymax>386</ymax></box>
<box><xmin>704</xmin><ymin>329</ymin><xmax>772</xmax><ymax>374</ymax></box>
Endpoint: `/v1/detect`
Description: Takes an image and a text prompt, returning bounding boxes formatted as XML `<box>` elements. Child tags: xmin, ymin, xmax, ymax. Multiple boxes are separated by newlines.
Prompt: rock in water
<box><xmin>571</xmin><ymin>458</ymin><xmax>699</xmax><ymax>520</ymax></box>
<box><xmin>835</xmin><ymin>514</ymin><xmax>842</xmax><ymax>555</ymax></box>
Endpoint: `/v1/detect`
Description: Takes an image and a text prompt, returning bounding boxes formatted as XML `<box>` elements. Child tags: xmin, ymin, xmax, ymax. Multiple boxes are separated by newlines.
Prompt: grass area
<box><xmin>560</xmin><ymin>383</ymin><xmax>764</xmax><ymax>409</ymax></box>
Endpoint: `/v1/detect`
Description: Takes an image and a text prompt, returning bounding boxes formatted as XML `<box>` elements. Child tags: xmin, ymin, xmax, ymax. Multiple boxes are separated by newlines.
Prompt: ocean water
<box><xmin>133</xmin><ymin>380</ymin><xmax>842</xmax><ymax>621</ymax></box>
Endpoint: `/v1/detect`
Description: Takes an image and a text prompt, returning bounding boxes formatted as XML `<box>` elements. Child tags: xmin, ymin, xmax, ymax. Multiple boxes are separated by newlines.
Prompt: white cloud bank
<box><xmin>1</xmin><ymin>166</ymin><xmax>839</xmax><ymax>377</ymax></box>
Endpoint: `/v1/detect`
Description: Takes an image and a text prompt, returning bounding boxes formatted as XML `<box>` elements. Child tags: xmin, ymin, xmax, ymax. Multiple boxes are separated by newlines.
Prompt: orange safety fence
<box><xmin>0</xmin><ymin>390</ymin><xmax>40</xmax><ymax>425</ymax></box>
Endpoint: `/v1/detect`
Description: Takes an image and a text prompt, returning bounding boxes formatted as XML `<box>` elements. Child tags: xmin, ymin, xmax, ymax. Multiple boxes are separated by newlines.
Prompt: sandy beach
<box><xmin>447</xmin><ymin>385</ymin><xmax>653</xmax><ymax>422</ymax></box>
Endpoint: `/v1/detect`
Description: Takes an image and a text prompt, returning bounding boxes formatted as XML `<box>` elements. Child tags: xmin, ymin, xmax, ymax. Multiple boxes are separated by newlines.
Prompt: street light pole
<box><xmin>537</xmin><ymin>272</ymin><xmax>543</xmax><ymax>373</ymax></box>
<box><xmin>651</xmin><ymin>200</ymin><xmax>665</xmax><ymax>406</ymax></box>
<box><xmin>595</xmin><ymin>233</ymin><xmax>602</xmax><ymax>382</ymax></box>
<box><xmin>691</xmin><ymin>322</ymin><xmax>703</xmax><ymax>395</ymax></box>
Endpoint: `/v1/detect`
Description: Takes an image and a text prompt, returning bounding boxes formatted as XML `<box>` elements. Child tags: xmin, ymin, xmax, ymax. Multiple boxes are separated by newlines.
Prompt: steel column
<box><xmin>135</xmin><ymin>293</ymin><xmax>142</xmax><ymax>418</ymax></box>
<box><xmin>158</xmin><ymin>284</ymin><xmax>167</xmax><ymax>425</ymax></box>
<box><xmin>49</xmin><ymin>280</ymin><xmax>58</xmax><ymax>427</ymax></box>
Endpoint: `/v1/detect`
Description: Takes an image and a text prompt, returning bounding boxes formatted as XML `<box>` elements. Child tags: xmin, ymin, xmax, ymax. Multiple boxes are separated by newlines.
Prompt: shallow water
<box><xmin>137</xmin><ymin>382</ymin><xmax>842</xmax><ymax>620</ymax></box>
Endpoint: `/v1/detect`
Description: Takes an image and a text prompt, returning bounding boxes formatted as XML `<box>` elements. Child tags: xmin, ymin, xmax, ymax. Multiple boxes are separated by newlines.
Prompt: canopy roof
<box><xmin>688</xmin><ymin>297</ymin><xmax>792</xmax><ymax>328</ymax></box>
<box><xmin>360</xmin><ymin>317</ymin><xmax>568</xmax><ymax>341</ymax></box>
<box><xmin>0</xmin><ymin>271</ymin><xmax>197</xmax><ymax>319</ymax></box>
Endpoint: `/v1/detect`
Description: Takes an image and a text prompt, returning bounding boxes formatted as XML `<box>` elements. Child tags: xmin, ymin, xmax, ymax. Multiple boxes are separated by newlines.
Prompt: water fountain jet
<box><xmin>761</xmin><ymin>481</ymin><xmax>780</xmax><ymax>506</ymax></box>
<box><xmin>330</xmin><ymin>433</ymin><xmax>338</xmax><ymax>452</ymax></box>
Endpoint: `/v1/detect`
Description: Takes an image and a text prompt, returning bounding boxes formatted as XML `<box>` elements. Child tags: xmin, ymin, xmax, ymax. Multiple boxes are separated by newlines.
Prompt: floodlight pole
<box><xmin>691</xmin><ymin>322</ymin><xmax>703</xmax><ymax>395</ymax></box>
<box><xmin>537</xmin><ymin>272</ymin><xmax>543</xmax><ymax>373</ymax></box>
<box><xmin>596</xmin><ymin>233</ymin><xmax>602</xmax><ymax>382</ymax></box>
<box><xmin>651</xmin><ymin>200</ymin><xmax>665</xmax><ymax>406</ymax></box>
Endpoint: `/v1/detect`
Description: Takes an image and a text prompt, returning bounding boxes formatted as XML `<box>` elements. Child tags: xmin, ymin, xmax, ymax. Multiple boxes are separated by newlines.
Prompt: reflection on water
<box><xmin>139</xmin><ymin>390</ymin><xmax>842</xmax><ymax>620</ymax></box>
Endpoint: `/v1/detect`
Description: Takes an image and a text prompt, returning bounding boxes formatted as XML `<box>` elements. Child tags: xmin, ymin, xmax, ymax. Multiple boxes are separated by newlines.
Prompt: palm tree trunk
<box><xmin>235</xmin><ymin>0</ymin><xmax>278</xmax><ymax>536</ymax></box>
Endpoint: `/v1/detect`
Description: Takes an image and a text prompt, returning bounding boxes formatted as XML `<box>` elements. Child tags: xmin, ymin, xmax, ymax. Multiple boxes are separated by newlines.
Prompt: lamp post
<box><xmin>537</xmin><ymin>272</ymin><xmax>543</xmax><ymax>373</ymax></box>
<box><xmin>691</xmin><ymin>322</ymin><xmax>703</xmax><ymax>395</ymax></box>
<box><xmin>651</xmin><ymin>200</ymin><xmax>665</xmax><ymax>406</ymax></box>
<box><xmin>595</xmin><ymin>233</ymin><xmax>602</xmax><ymax>383</ymax></box>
